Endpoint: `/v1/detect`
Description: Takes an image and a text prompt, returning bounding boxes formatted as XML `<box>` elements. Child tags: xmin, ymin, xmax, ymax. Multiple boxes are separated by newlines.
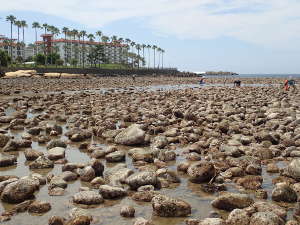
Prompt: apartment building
<box><xmin>0</xmin><ymin>34</ymin><xmax>25</xmax><ymax>61</ymax></box>
<box><xmin>35</xmin><ymin>34</ymin><xmax>128</xmax><ymax>65</ymax></box>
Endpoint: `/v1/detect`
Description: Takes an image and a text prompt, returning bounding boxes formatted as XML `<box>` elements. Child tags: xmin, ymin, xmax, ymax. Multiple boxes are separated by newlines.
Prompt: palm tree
<box><xmin>87</xmin><ymin>34</ymin><xmax>95</xmax><ymax>42</ymax></box>
<box><xmin>71</xmin><ymin>29</ymin><xmax>78</xmax><ymax>66</ymax></box>
<box><xmin>157</xmin><ymin>48</ymin><xmax>162</xmax><ymax>69</ymax></box>
<box><xmin>152</xmin><ymin>45</ymin><xmax>157</xmax><ymax>69</ymax></box>
<box><xmin>96</xmin><ymin>31</ymin><xmax>102</xmax><ymax>42</ymax></box>
<box><xmin>80</xmin><ymin>30</ymin><xmax>87</xmax><ymax>68</ymax></box>
<box><xmin>161</xmin><ymin>49</ymin><xmax>165</xmax><ymax>69</ymax></box>
<box><xmin>42</xmin><ymin>23</ymin><xmax>48</xmax><ymax>65</ymax></box>
<box><xmin>32</xmin><ymin>22</ymin><xmax>40</xmax><ymax>57</ymax></box>
<box><xmin>147</xmin><ymin>44</ymin><xmax>151</xmax><ymax>69</ymax></box>
<box><xmin>62</xmin><ymin>27</ymin><xmax>69</xmax><ymax>65</ymax></box>
<box><xmin>142</xmin><ymin>44</ymin><xmax>146</xmax><ymax>68</ymax></box>
<box><xmin>20</xmin><ymin>20</ymin><xmax>27</xmax><ymax>43</ymax></box>
<box><xmin>136</xmin><ymin>44</ymin><xmax>141</xmax><ymax>68</ymax></box>
<box><xmin>130</xmin><ymin>41</ymin><xmax>136</xmax><ymax>67</ymax></box>
<box><xmin>15</xmin><ymin>21</ymin><xmax>21</xmax><ymax>43</ymax></box>
<box><xmin>6</xmin><ymin>15</ymin><xmax>16</xmax><ymax>60</ymax></box>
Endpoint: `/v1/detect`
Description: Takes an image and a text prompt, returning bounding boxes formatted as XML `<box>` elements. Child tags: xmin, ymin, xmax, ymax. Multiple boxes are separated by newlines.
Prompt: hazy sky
<box><xmin>0</xmin><ymin>0</ymin><xmax>300</xmax><ymax>74</ymax></box>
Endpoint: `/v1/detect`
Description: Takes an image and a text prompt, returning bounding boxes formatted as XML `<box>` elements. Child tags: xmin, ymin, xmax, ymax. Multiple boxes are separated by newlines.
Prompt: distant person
<box><xmin>132</xmin><ymin>74</ymin><xmax>136</xmax><ymax>81</ymax></box>
<box><xmin>233</xmin><ymin>80</ymin><xmax>241</xmax><ymax>87</ymax></box>
<box><xmin>289</xmin><ymin>79</ymin><xmax>296</xmax><ymax>92</ymax></box>
<box><xmin>199</xmin><ymin>77</ymin><xmax>205</xmax><ymax>85</ymax></box>
<box><xmin>284</xmin><ymin>79</ymin><xmax>289</xmax><ymax>91</ymax></box>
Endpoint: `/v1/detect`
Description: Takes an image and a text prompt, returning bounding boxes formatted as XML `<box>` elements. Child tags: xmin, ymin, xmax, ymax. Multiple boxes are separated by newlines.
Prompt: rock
<box><xmin>72</xmin><ymin>191</ymin><xmax>104</xmax><ymax>205</ymax></box>
<box><xmin>267</xmin><ymin>163</ymin><xmax>279</xmax><ymax>173</ymax></box>
<box><xmin>226</xmin><ymin>209</ymin><xmax>250</xmax><ymax>225</ymax></box>
<box><xmin>134</xmin><ymin>217</ymin><xmax>153</xmax><ymax>225</ymax></box>
<box><xmin>28</xmin><ymin>201</ymin><xmax>51</xmax><ymax>214</ymax></box>
<box><xmin>187</xmin><ymin>161</ymin><xmax>215</xmax><ymax>183</ymax></box>
<box><xmin>0</xmin><ymin>153</ymin><xmax>17</xmax><ymax>167</ymax></box>
<box><xmin>61</xmin><ymin>171</ymin><xmax>78</xmax><ymax>182</ymax></box>
<box><xmin>24</xmin><ymin>149</ymin><xmax>43</xmax><ymax>161</ymax></box>
<box><xmin>47</xmin><ymin>140</ymin><xmax>67</xmax><ymax>150</ymax></box>
<box><xmin>236</xmin><ymin>176</ymin><xmax>263</xmax><ymax>190</ymax></box>
<box><xmin>48</xmin><ymin>216</ymin><xmax>65</xmax><ymax>225</ymax></box>
<box><xmin>152</xmin><ymin>194</ymin><xmax>191</xmax><ymax>217</ymax></box>
<box><xmin>98</xmin><ymin>185</ymin><xmax>126</xmax><ymax>199</ymax></box>
<box><xmin>65</xmin><ymin>216</ymin><xmax>91</xmax><ymax>225</ymax></box>
<box><xmin>2</xmin><ymin>140</ymin><xmax>19</xmax><ymax>151</ymax></box>
<box><xmin>287</xmin><ymin>159</ymin><xmax>300</xmax><ymax>181</ymax></box>
<box><xmin>89</xmin><ymin>159</ymin><xmax>104</xmax><ymax>176</ymax></box>
<box><xmin>131</xmin><ymin>148</ymin><xmax>155</xmax><ymax>163</ymax></box>
<box><xmin>152</xmin><ymin>136</ymin><xmax>168</xmax><ymax>149</ymax></box>
<box><xmin>49</xmin><ymin>176</ymin><xmax>67</xmax><ymax>189</ymax></box>
<box><xmin>105</xmin><ymin>151</ymin><xmax>125</xmax><ymax>162</ymax></box>
<box><xmin>47</xmin><ymin>147</ymin><xmax>65</xmax><ymax>160</ymax></box>
<box><xmin>246</xmin><ymin>164</ymin><xmax>262</xmax><ymax>175</ymax></box>
<box><xmin>90</xmin><ymin>177</ymin><xmax>105</xmax><ymax>187</ymax></box>
<box><xmin>137</xmin><ymin>185</ymin><xmax>155</xmax><ymax>192</ymax></box>
<box><xmin>271</xmin><ymin>183</ymin><xmax>298</xmax><ymax>203</ymax></box>
<box><xmin>126</xmin><ymin>171</ymin><xmax>159</xmax><ymax>190</ymax></box>
<box><xmin>104</xmin><ymin>164</ymin><xmax>133</xmax><ymax>186</ymax></box>
<box><xmin>0</xmin><ymin>178</ymin><xmax>19</xmax><ymax>193</ymax></box>
<box><xmin>132</xmin><ymin>191</ymin><xmax>157</xmax><ymax>202</ymax></box>
<box><xmin>1</xmin><ymin>179</ymin><xmax>37</xmax><ymax>203</ymax></box>
<box><xmin>0</xmin><ymin>134</ymin><xmax>10</xmax><ymax>147</ymax></box>
<box><xmin>114</xmin><ymin>124</ymin><xmax>145</xmax><ymax>145</ymax></box>
<box><xmin>220</xmin><ymin>145</ymin><xmax>242</xmax><ymax>157</ymax></box>
<box><xmin>158</xmin><ymin>150</ymin><xmax>176</xmax><ymax>161</ymax></box>
<box><xmin>80</xmin><ymin>166</ymin><xmax>95</xmax><ymax>182</ymax></box>
<box><xmin>29</xmin><ymin>155</ymin><xmax>54</xmax><ymax>169</ymax></box>
<box><xmin>27</xmin><ymin>127</ymin><xmax>41</xmax><ymax>135</ymax></box>
<box><xmin>211</xmin><ymin>193</ymin><xmax>254</xmax><ymax>211</ymax></box>
<box><xmin>120</xmin><ymin>205</ymin><xmax>135</xmax><ymax>217</ymax></box>
<box><xmin>199</xmin><ymin>218</ymin><xmax>225</xmax><ymax>225</ymax></box>
<box><xmin>252</xmin><ymin>201</ymin><xmax>287</xmax><ymax>220</ymax></box>
<box><xmin>48</xmin><ymin>187</ymin><xmax>65</xmax><ymax>196</ymax></box>
<box><xmin>249</xmin><ymin>212</ymin><xmax>284</xmax><ymax>225</ymax></box>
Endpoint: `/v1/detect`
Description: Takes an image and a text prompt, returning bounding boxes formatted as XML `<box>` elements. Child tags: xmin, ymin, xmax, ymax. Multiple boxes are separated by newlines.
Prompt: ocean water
<box><xmin>204</xmin><ymin>74</ymin><xmax>300</xmax><ymax>78</ymax></box>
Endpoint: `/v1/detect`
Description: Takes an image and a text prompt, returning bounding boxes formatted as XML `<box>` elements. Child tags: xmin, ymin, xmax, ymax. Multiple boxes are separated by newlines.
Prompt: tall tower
<box><xmin>41</xmin><ymin>34</ymin><xmax>53</xmax><ymax>55</ymax></box>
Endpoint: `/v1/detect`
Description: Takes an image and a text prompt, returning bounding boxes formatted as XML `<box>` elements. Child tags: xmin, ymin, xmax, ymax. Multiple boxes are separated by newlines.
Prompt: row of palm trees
<box><xmin>5</xmin><ymin>14</ymin><xmax>165</xmax><ymax>68</ymax></box>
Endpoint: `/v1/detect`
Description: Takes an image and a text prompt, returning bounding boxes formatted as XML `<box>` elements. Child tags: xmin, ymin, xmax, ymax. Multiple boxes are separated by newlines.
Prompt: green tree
<box><xmin>47</xmin><ymin>53</ymin><xmax>60</xmax><ymax>65</ymax></box>
<box><xmin>87</xmin><ymin>45</ymin><xmax>107</xmax><ymax>67</ymax></box>
<box><xmin>71</xmin><ymin>58</ymin><xmax>78</xmax><ymax>66</ymax></box>
<box><xmin>34</xmin><ymin>53</ymin><xmax>46</xmax><ymax>65</ymax></box>
<box><xmin>0</xmin><ymin>50</ymin><xmax>11</xmax><ymax>67</ymax></box>
<box><xmin>80</xmin><ymin>30</ymin><xmax>87</xmax><ymax>68</ymax></box>
<box><xmin>147</xmin><ymin>44</ymin><xmax>151</xmax><ymax>68</ymax></box>
<box><xmin>96</xmin><ymin>31</ymin><xmax>102</xmax><ymax>42</ymax></box>
<box><xmin>62</xmin><ymin>27</ymin><xmax>69</xmax><ymax>65</ymax></box>
<box><xmin>6</xmin><ymin>15</ymin><xmax>17</xmax><ymax>60</ymax></box>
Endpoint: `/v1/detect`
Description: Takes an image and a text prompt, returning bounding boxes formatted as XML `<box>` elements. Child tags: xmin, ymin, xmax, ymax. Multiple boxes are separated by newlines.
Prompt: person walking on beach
<box><xmin>233</xmin><ymin>80</ymin><xmax>241</xmax><ymax>87</ymax></box>
<box><xmin>132</xmin><ymin>74</ymin><xmax>136</xmax><ymax>81</ymax></box>
<box><xmin>284</xmin><ymin>77</ymin><xmax>297</xmax><ymax>92</ymax></box>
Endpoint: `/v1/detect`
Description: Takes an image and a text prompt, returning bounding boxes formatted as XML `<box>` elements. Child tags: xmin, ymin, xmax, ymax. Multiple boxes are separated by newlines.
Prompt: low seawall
<box><xmin>3</xmin><ymin>67</ymin><xmax>179</xmax><ymax>76</ymax></box>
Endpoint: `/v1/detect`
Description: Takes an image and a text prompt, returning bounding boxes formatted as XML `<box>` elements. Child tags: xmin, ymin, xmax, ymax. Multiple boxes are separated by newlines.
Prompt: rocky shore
<box><xmin>0</xmin><ymin>75</ymin><xmax>300</xmax><ymax>225</ymax></box>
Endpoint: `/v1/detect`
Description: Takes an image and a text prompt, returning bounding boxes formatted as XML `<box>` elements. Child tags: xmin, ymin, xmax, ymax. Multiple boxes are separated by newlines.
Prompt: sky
<box><xmin>0</xmin><ymin>0</ymin><xmax>300</xmax><ymax>74</ymax></box>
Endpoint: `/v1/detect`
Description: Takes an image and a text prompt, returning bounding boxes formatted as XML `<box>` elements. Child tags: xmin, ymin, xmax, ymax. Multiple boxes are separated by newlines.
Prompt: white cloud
<box><xmin>1</xmin><ymin>0</ymin><xmax>300</xmax><ymax>49</ymax></box>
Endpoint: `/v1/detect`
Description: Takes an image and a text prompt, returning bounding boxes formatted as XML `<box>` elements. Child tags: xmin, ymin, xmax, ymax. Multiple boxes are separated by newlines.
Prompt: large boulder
<box><xmin>24</xmin><ymin>149</ymin><xmax>43</xmax><ymax>161</ymax></box>
<box><xmin>29</xmin><ymin>155</ymin><xmax>54</xmax><ymax>169</ymax></box>
<box><xmin>0</xmin><ymin>134</ymin><xmax>10</xmax><ymax>148</ymax></box>
<box><xmin>28</xmin><ymin>201</ymin><xmax>51</xmax><ymax>214</ymax></box>
<box><xmin>104</xmin><ymin>164</ymin><xmax>134</xmax><ymax>186</ymax></box>
<box><xmin>47</xmin><ymin>147</ymin><xmax>65</xmax><ymax>160</ymax></box>
<box><xmin>152</xmin><ymin>194</ymin><xmax>191</xmax><ymax>217</ymax></box>
<box><xmin>249</xmin><ymin>212</ymin><xmax>284</xmax><ymax>225</ymax></box>
<box><xmin>271</xmin><ymin>183</ymin><xmax>298</xmax><ymax>203</ymax></box>
<box><xmin>211</xmin><ymin>193</ymin><xmax>254</xmax><ymax>211</ymax></box>
<box><xmin>105</xmin><ymin>151</ymin><xmax>125</xmax><ymax>162</ymax></box>
<box><xmin>0</xmin><ymin>153</ymin><xmax>17</xmax><ymax>167</ymax></box>
<box><xmin>287</xmin><ymin>159</ymin><xmax>300</xmax><ymax>181</ymax></box>
<box><xmin>114</xmin><ymin>124</ymin><xmax>145</xmax><ymax>145</ymax></box>
<box><xmin>98</xmin><ymin>185</ymin><xmax>127</xmax><ymax>199</ymax></box>
<box><xmin>72</xmin><ymin>191</ymin><xmax>104</xmax><ymax>205</ymax></box>
<box><xmin>126</xmin><ymin>171</ymin><xmax>159</xmax><ymax>190</ymax></box>
<box><xmin>226</xmin><ymin>209</ymin><xmax>250</xmax><ymax>225</ymax></box>
<box><xmin>79</xmin><ymin>166</ymin><xmax>95</xmax><ymax>182</ymax></box>
<box><xmin>47</xmin><ymin>140</ymin><xmax>67</xmax><ymax>150</ymax></box>
<box><xmin>187</xmin><ymin>161</ymin><xmax>215</xmax><ymax>183</ymax></box>
<box><xmin>1</xmin><ymin>179</ymin><xmax>38</xmax><ymax>203</ymax></box>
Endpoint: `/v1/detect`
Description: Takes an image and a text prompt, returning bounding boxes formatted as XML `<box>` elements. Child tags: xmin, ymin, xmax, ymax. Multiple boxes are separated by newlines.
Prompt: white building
<box><xmin>35</xmin><ymin>34</ymin><xmax>128</xmax><ymax>65</ymax></box>
<box><xmin>0</xmin><ymin>34</ymin><xmax>25</xmax><ymax>61</ymax></box>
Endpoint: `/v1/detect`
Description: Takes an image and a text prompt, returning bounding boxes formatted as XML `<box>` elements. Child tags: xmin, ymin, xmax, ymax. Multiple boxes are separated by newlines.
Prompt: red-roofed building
<box><xmin>0</xmin><ymin>34</ymin><xmax>25</xmax><ymax>61</ymax></box>
<box><xmin>35</xmin><ymin>34</ymin><xmax>128</xmax><ymax>64</ymax></box>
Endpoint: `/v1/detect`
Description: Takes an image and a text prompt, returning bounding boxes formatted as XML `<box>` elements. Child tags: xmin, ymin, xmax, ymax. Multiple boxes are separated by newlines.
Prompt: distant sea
<box><xmin>203</xmin><ymin>74</ymin><xmax>300</xmax><ymax>78</ymax></box>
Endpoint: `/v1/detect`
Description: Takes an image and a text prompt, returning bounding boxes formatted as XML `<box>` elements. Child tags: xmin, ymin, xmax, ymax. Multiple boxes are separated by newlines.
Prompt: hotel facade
<box><xmin>35</xmin><ymin>34</ymin><xmax>128</xmax><ymax>65</ymax></box>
